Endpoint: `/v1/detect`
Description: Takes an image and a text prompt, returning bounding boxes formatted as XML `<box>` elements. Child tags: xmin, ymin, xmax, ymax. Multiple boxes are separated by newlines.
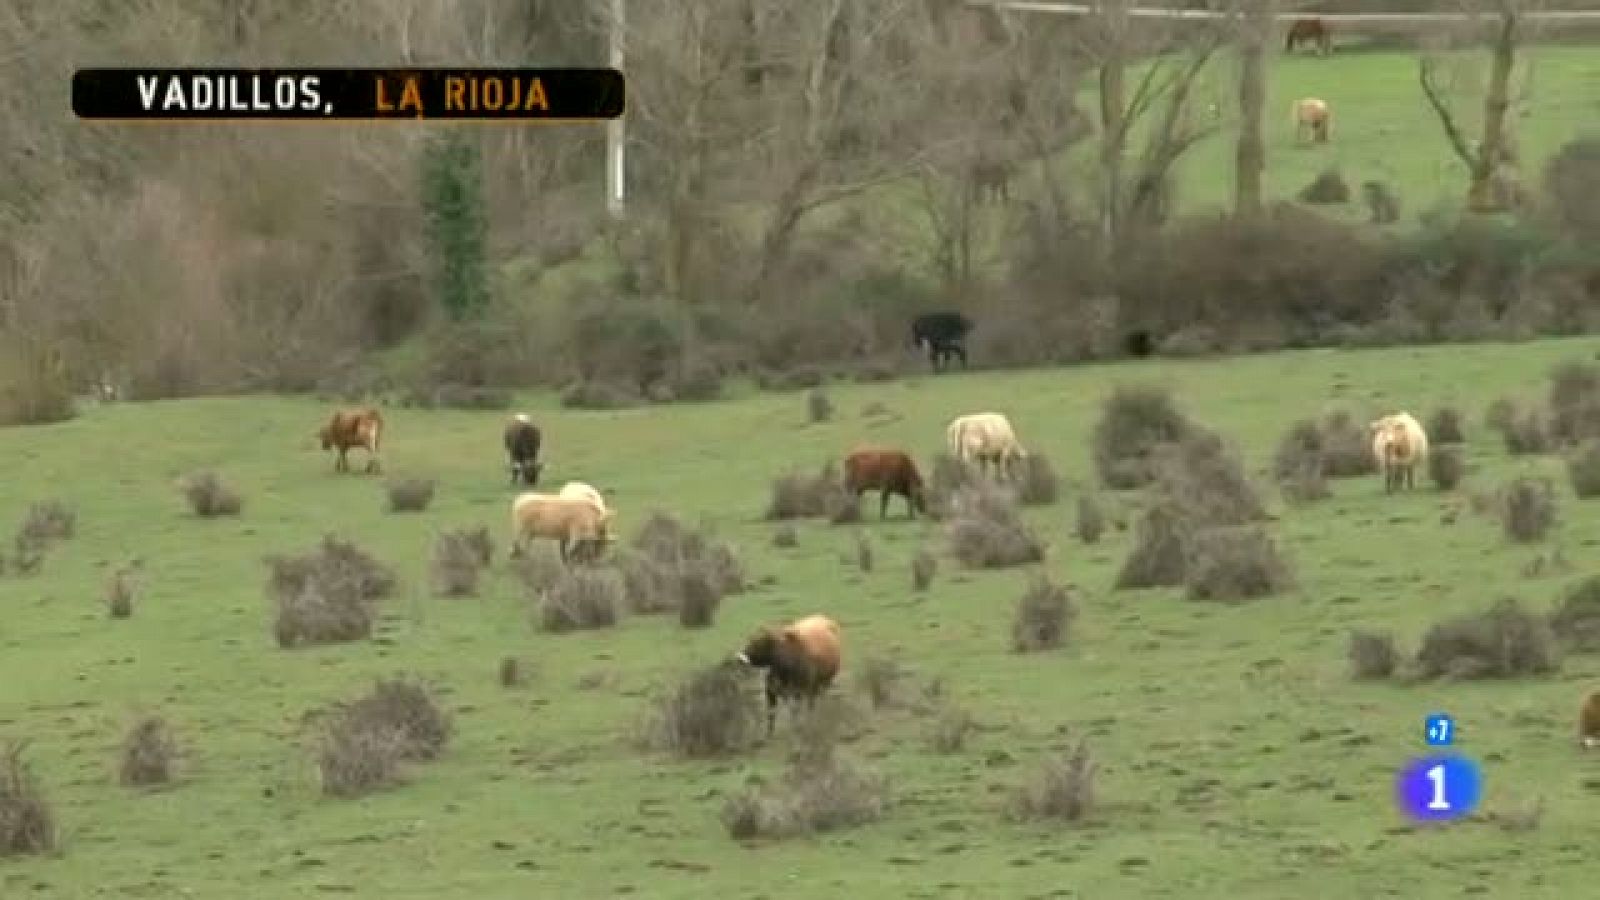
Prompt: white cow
<box><xmin>946</xmin><ymin>412</ymin><xmax>1027</xmax><ymax>480</ymax></box>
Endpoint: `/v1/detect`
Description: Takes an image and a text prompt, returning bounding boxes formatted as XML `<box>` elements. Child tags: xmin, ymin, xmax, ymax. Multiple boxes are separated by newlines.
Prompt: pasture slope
<box><xmin>4</xmin><ymin>339</ymin><xmax>1600</xmax><ymax>898</ymax></box>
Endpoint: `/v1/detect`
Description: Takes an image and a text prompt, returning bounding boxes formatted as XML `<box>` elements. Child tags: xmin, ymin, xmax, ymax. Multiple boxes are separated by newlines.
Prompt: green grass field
<box><xmin>5</xmin><ymin>338</ymin><xmax>1600</xmax><ymax>897</ymax></box>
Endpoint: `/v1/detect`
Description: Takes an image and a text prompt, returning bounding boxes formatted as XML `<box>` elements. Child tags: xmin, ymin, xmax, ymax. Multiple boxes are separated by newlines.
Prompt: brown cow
<box><xmin>1580</xmin><ymin>690</ymin><xmax>1600</xmax><ymax>749</ymax></box>
<box><xmin>1286</xmin><ymin>17</ymin><xmax>1331</xmax><ymax>55</ymax></box>
<box><xmin>735</xmin><ymin>614</ymin><xmax>843</xmax><ymax>737</ymax></box>
<box><xmin>843</xmin><ymin>446</ymin><xmax>927</xmax><ymax>519</ymax></box>
<box><xmin>318</xmin><ymin>407</ymin><xmax>384</xmax><ymax>474</ymax></box>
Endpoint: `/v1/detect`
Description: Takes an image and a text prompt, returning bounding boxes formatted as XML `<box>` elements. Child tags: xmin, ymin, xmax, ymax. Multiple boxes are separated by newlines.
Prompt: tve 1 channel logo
<box><xmin>1395</xmin><ymin>713</ymin><xmax>1482</xmax><ymax>823</ymax></box>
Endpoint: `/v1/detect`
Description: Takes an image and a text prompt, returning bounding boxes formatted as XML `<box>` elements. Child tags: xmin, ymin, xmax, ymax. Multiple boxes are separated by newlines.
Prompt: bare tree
<box><xmin>1418</xmin><ymin>0</ymin><xmax>1525</xmax><ymax>212</ymax></box>
<box><xmin>1233</xmin><ymin>0</ymin><xmax>1276</xmax><ymax>217</ymax></box>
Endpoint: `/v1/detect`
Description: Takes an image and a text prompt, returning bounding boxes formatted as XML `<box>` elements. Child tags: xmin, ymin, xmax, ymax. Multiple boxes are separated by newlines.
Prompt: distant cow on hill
<box><xmin>843</xmin><ymin>447</ymin><xmax>927</xmax><ymax>519</ymax></box>
<box><xmin>1286</xmin><ymin>17</ymin><xmax>1331</xmax><ymax>55</ymax></box>
<box><xmin>911</xmin><ymin>312</ymin><xmax>972</xmax><ymax>372</ymax></box>
<box><xmin>504</xmin><ymin>414</ymin><xmax>543</xmax><ymax>487</ymax></box>
<box><xmin>319</xmin><ymin>407</ymin><xmax>384</xmax><ymax>474</ymax></box>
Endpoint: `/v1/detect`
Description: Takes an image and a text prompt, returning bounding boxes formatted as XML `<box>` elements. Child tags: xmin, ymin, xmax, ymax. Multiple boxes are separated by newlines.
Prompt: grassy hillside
<box><xmin>3</xmin><ymin>338</ymin><xmax>1600</xmax><ymax>897</ymax></box>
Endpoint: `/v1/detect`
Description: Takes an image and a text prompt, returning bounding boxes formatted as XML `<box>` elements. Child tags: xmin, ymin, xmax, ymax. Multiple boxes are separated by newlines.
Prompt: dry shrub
<box><xmin>1184</xmin><ymin>526</ymin><xmax>1293</xmax><ymax>603</ymax></box>
<box><xmin>855</xmin><ymin>656</ymin><xmax>909</xmax><ymax>710</ymax></box>
<box><xmin>118</xmin><ymin>716</ymin><xmax>176</xmax><ymax>787</ymax></box>
<box><xmin>1273</xmin><ymin>419</ymin><xmax>1329</xmax><ymax>503</ymax></box>
<box><xmin>0</xmin><ymin>345</ymin><xmax>76</xmax><ymax>428</ymax></box>
<box><xmin>18</xmin><ymin>501</ymin><xmax>73</xmax><ymax>545</ymax></box>
<box><xmin>386</xmin><ymin>477</ymin><xmax>435</xmax><ymax>513</ymax></box>
<box><xmin>1501</xmin><ymin>477</ymin><xmax>1556</xmax><ymax>543</ymax></box>
<box><xmin>561</xmin><ymin>380</ymin><xmax>643</xmax><ymax>410</ymax></box>
<box><xmin>855</xmin><ymin>533</ymin><xmax>874</xmax><ymax>572</ymax></box>
<box><xmin>1153</xmin><ymin>430</ymin><xmax>1265</xmax><ymax>525</ymax></box>
<box><xmin>1116</xmin><ymin>500</ymin><xmax>1189</xmax><ymax>589</ymax></box>
<box><xmin>1485</xmin><ymin>396</ymin><xmax>1516</xmax><ymax>434</ymax></box>
<box><xmin>1092</xmin><ymin>385</ymin><xmax>1194</xmax><ymax>489</ymax></box>
<box><xmin>926</xmin><ymin>706</ymin><xmax>977</xmax><ymax>754</ymax></box>
<box><xmin>106</xmin><ymin>566</ymin><xmax>135</xmax><ymax>619</ymax></box>
<box><xmin>765</xmin><ymin>463</ymin><xmax>851</xmax><ymax>521</ymax></box>
<box><xmin>911</xmin><ymin>548</ymin><xmax>937</xmax><ymax>591</ymax></box>
<box><xmin>178</xmin><ymin>471</ymin><xmax>242</xmax><ymax>517</ymax></box>
<box><xmin>1011</xmin><ymin>739</ymin><xmax>1097</xmax><ymax>824</ymax></box>
<box><xmin>1547</xmin><ymin>361</ymin><xmax>1600</xmax><ymax>446</ymax></box>
<box><xmin>0</xmin><ymin>739</ymin><xmax>56</xmax><ymax>857</ymax></box>
<box><xmin>430</xmin><ymin>528</ymin><xmax>489</xmax><ymax>597</ymax></box>
<box><xmin>1297</xmin><ymin>167</ymin><xmax>1350</xmax><ymax>204</ymax></box>
<box><xmin>830</xmin><ymin>498</ymin><xmax>862</xmax><ymax>525</ymax></box>
<box><xmin>772</xmin><ymin>524</ymin><xmax>798</xmax><ymax>548</ymax></box>
<box><xmin>267</xmin><ymin>536</ymin><xmax>395</xmax><ymax>649</ymax></box>
<box><xmin>1428</xmin><ymin>406</ymin><xmax>1466</xmax><ymax>445</ymax></box>
<box><xmin>1549</xmin><ymin>576</ymin><xmax>1600</xmax><ymax>651</ymax></box>
<box><xmin>946</xmin><ymin>483</ymin><xmax>1044</xmax><ymax>569</ymax></box>
<box><xmin>1348</xmin><ymin>629</ymin><xmax>1399</xmax><ymax>680</ymax></box>
<box><xmin>807</xmin><ymin>387</ymin><xmax>834</xmax><ymax>423</ymax></box>
<box><xmin>1414</xmin><ymin>598</ymin><xmax>1558</xmax><ymax>680</ymax></box>
<box><xmin>317</xmin><ymin>677</ymin><xmax>452</xmax><ymax>798</ymax></box>
<box><xmin>1074</xmin><ymin>494</ymin><xmax>1105</xmax><ymax>544</ymax></box>
<box><xmin>1015</xmin><ymin>453</ymin><xmax>1060</xmax><ymax>506</ymax></box>
<box><xmin>646</xmin><ymin>664</ymin><xmax>765</xmax><ymax>759</ymax></box>
<box><xmin>1429</xmin><ymin>446</ymin><xmax>1465</xmax><ymax>491</ymax></box>
<box><xmin>510</xmin><ymin>543</ymin><xmax>565</xmax><ymax>595</ymax></box>
<box><xmin>1566</xmin><ymin>442</ymin><xmax>1600</xmax><ymax>498</ymax></box>
<box><xmin>537</xmin><ymin>567</ymin><xmax>622</xmax><ymax>633</ymax></box>
<box><xmin>1012</xmin><ymin>576</ymin><xmax>1075</xmax><ymax>652</ymax></box>
<box><xmin>677</xmin><ymin>570</ymin><xmax>721</xmax><ymax>629</ymax></box>
<box><xmin>619</xmin><ymin>512</ymin><xmax>744</xmax><ymax>621</ymax></box>
<box><xmin>1500</xmin><ymin>404</ymin><xmax>1553</xmax><ymax>455</ymax></box>
<box><xmin>1317</xmin><ymin>411</ymin><xmax>1377</xmax><ymax>479</ymax></box>
<box><xmin>1543</xmin><ymin>135</ymin><xmax>1600</xmax><ymax>242</ymax></box>
<box><xmin>498</xmin><ymin>656</ymin><xmax>526</xmax><ymax>688</ymax></box>
<box><xmin>721</xmin><ymin>746</ymin><xmax>888</xmax><ymax>839</ymax></box>
<box><xmin>925</xmin><ymin>455</ymin><xmax>980</xmax><ymax>519</ymax></box>
<box><xmin>1487</xmin><ymin>796</ymin><xmax>1545</xmax><ymax>833</ymax></box>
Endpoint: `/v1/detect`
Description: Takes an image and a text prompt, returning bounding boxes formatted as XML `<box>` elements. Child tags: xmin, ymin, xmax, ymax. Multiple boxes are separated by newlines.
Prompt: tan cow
<box><xmin>1293</xmin><ymin>97</ymin><xmax>1333</xmax><ymax>144</ymax></box>
<box><xmin>947</xmin><ymin>412</ymin><xmax>1027</xmax><ymax>480</ymax></box>
<box><xmin>1369</xmin><ymin>412</ymin><xmax>1429</xmax><ymax>493</ymax></box>
<box><xmin>509</xmin><ymin>492</ymin><xmax>614</xmax><ymax>563</ymax></box>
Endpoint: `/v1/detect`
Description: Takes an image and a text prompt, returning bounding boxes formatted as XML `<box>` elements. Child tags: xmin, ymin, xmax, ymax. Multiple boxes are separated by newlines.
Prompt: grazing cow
<box><xmin>1579</xmin><ymin>690</ymin><xmax>1600</xmax><ymax>749</ymax></box>
<box><xmin>509</xmin><ymin>492</ymin><xmax>614</xmax><ymax>563</ymax></box>
<box><xmin>911</xmin><ymin>312</ymin><xmax>973</xmax><ymax>372</ymax></box>
<box><xmin>318</xmin><ymin>407</ymin><xmax>383</xmax><ymax>474</ymax></box>
<box><xmin>1293</xmin><ymin>97</ymin><xmax>1333</xmax><ymax>144</ymax></box>
<box><xmin>1285</xmin><ymin>17</ymin><xmax>1331</xmax><ymax>55</ymax></box>
<box><xmin>558</xmin><ymin>481</ymin><xmax>608</xmax><ymax>513</ymax></box>
<box><xmin>504</xmin><ymin>414</ymin><xmax>543</xmax><ymax>487</ymax></box>
<box><xmin>843</xmin><ymin>446</ymin><xmax>927</xmax><ymax>519</ymax></box>
<box><xmin>735</xmin><ymin>614</ymin><xmax>843</xmax><ymax>736</ymax></box>
<box><xmin>1369</xmin><ymin>412</ymin><xmax>1430</xmax><ymax>493</ymax></box>
<box><xmin>947</xmin><ymin>412</ymin><xmax>1027</xmax><ymax>481</ymax></box>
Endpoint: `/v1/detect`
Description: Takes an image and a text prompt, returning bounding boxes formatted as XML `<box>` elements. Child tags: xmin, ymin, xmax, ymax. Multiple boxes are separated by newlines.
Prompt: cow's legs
<box><xmin>879</xmin><ymin>489</ymin><xmax>891</xmax><ymax>520</ymax></box>
<box><xmin>335</xmin><ymin>448</ymin><xmax>348</xmax><ymax>472</ymax></box>
<box><xmin>764</xmin><ymin>680</ymin><xmax>779</xmax><ymax>737</ymax></box>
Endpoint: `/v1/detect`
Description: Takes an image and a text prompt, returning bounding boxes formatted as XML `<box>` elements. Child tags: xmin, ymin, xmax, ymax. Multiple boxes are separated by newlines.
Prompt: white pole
<box><xmin>606</xmin><ymin>0</ymin><xmax>626</xmax><ymax>219</ymax></box>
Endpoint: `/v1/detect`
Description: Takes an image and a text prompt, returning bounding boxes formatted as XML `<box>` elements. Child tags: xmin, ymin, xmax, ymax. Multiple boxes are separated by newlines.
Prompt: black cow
<box><xmin>504</xmin><ymin>415</ymin><xmax>543</xmax><ymax>487</ymax></box>
<box><xmin>910</xmin><ymin>312</ymin><xmax>973</xmax><ymax>372</ymax></box>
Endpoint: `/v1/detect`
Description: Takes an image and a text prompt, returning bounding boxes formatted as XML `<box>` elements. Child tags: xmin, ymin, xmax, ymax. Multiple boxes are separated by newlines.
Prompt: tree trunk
<box><xmin>1468</xmin><ymin>4</ymin><xmax>1518</xmax><ymax>212</ymax></box>
<box><xmin>1097</xmin><ymin>0</ymin><xmax>1128</xmax><ymax>250</ymax></box>
<box><xmin>1233</xmin><ymin>0</ymin><xmax>1271</xmax><ymax>218</ymax></box>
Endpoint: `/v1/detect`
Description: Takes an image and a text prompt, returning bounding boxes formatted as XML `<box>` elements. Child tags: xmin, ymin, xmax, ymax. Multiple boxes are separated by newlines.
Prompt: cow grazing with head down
<box><xmin>1293</xmin><ymin>97</ymin><xmax>1333</xmax><ymax>144</ymax></box>
<box><xmin>947</xmin><ymin>411</ymin><xmax>1027</xmax><ymax>481</ymax></box>
<box><xmin>509</xmin><ymin>492</ymin><xmax>614</xmax><ymax>564</ymax></box>
<box><xmin>319</xmin><ymin>407</ymin><xmax>384</xmax><ymax>474</ymax></box>
<box><xmin>735</xmin><ymin>614</ymin><xmax>843</xmax><ymax>736</ymax></box>
<box><xmin>911</xmin><ymin>312</ymin><xmax>973</xmax><ymax>373</ymax></box>
<box><xmin>557</xmin><ymin>481</ymin><xmax>607</xmax><ymax>513</ymax></box>
<box><xmin>843</xmin><ymin>446</ymin><xmax>927</xmax><ymax>519</ymax></box>
<box><xmin>504</xmin><ymin>414</ymin><xmax>543</xmax><ymax>487</ymax></box>
<box><xmin>1286</xmin><ymin>17</ymin><xmax>1331</xmax><ymax>55</ymax></box>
